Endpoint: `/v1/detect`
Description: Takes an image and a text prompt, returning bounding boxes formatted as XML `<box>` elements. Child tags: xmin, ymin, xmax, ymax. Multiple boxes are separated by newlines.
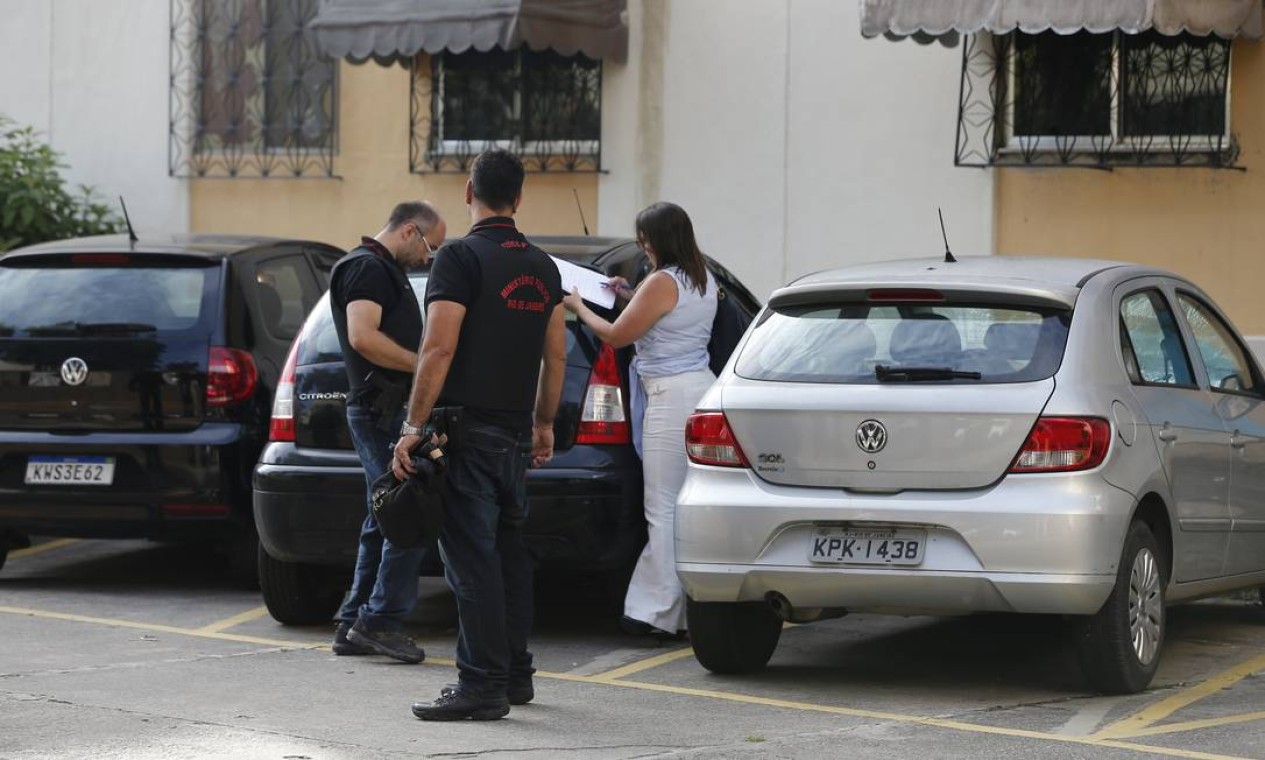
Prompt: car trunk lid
<box><xmin>721</xmin><ymin>378</ymin><xmax>1056</xmax><ymax>490</ymax></box>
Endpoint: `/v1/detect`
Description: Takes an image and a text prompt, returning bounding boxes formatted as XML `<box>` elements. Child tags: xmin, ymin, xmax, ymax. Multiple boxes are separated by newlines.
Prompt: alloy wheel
<box><xmin>1128</xmin><ymin>547</ymin><xmax>1163</xmax><ymax>665</ymax></box>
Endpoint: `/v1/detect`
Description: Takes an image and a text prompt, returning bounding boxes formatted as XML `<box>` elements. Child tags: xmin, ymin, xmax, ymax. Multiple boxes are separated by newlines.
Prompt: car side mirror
<box><xmin>1219</xmin><ymin>373</ymin><xmax>1245</xmax><ymax>392</ymax></box>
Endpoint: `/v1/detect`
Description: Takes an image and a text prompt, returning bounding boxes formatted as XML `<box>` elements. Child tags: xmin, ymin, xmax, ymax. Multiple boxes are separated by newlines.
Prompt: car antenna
<box><xmin>572</xmin><ymin>188</ymin><xmax>590</xmax><ymax>236</ymax></box>
<box><xmin>938</xmin><ymin>207</ymin><xmax>956</xmax><ymax>263</ymax></box>
<box><xmin>119</xmin><ymin>196</ymin><xmax>139</xmax><ymax>249</ymax></box>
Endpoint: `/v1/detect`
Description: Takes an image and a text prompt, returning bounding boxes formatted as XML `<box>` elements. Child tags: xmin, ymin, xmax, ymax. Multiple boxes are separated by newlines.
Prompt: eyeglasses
<box><xmin>414</xmin><ymin>223</ymin><xmax>434</xmax><ymax>255</ymax></box>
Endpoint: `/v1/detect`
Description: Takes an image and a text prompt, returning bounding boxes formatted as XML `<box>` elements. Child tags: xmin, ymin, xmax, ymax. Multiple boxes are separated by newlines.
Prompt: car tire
<box><xmin>1074</xmin><ymin>520</ymin><xmax>1166</xmax><ymax>695</ymax></box>
<box><xmin>258</xmin><ymin>544</ymin><xmax>343</xmax><ymax>626</ymax></box>
<box><xmin>687</xmin><ymin>597</ymin><xmax>783</xmax><ymax>675</ymax></box>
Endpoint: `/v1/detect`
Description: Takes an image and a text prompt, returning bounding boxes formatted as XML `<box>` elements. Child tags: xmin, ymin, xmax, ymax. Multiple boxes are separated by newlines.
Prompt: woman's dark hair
<box><xmin>635</xmin><ymin>202</ymin><xmax>708</xmax><ymax>296</ymax></box>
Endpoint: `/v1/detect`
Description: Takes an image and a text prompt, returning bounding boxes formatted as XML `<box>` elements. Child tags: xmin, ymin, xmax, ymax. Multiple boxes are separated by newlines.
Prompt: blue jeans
<box><xmin>439</xmin><ymin>423</ymin><xmax>535</xmax><ymax>699</ymax></box>
<box><xmin>336</xmin><ymin>404</ymin><xmax>427</xmax><ymax>631</ymax></box>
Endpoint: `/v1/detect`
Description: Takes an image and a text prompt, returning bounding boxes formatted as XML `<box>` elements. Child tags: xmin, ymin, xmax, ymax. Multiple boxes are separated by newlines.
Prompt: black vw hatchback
<box><xmin>0</xmin><ymin>234</ymin><xmax>345</xmax><ymax>582</ymax></box>
<box><xmin>253</xmin><ymin>236</ymin><xmax>760</xmax><ymax>624</ymax></box>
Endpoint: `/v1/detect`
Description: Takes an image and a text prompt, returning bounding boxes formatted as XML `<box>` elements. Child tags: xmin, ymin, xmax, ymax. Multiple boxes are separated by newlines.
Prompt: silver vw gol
<box><xmin>677</xmin><ymin>256</ymin><xmax>1265</xmax><ymax>694</ymax></box>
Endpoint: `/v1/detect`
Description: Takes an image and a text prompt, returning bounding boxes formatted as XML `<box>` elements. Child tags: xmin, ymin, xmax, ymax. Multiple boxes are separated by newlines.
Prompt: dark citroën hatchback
<box><xmin>252</xmin><ymin>236</ymin><xmax>761</xmax><ymax>624</ymax></box>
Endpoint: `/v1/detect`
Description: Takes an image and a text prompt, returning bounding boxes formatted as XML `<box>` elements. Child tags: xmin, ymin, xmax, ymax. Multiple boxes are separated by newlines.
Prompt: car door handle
<box><xmin>1157</xmin><ymin>427</ymin><xmax>1178</xmax><ymax>443</ymax></box>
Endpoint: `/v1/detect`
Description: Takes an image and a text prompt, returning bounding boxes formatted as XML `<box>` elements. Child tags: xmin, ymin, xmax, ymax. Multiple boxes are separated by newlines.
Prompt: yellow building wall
<box><xmin>191</xmin><ymin>59</ymin><xmax>599</xmax><ymax>249</ymax></box>
<box><xmin>995</xmin><ymin>40</ymin><xmax>1265</xmax><ymax>334</ymax></box>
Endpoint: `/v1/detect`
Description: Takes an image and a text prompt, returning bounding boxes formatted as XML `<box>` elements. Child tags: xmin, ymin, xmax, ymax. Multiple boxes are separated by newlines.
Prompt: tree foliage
<box><xmin>0</xmin><ymin>116</ymin><xmax>122</xmax><ymax>252</ymax></box>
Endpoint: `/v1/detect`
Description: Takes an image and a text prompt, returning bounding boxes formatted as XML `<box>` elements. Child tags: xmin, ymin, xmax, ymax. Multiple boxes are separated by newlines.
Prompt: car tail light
<box><xmin>1009</xmin><ymin>417</ymin><xmax>1111</xmax><ymax>473</ymax></box>
<box><xmin>576</xmin><ymin>342</ymin><xmax>630</xmax><ymax>445</ymax></box>
<box><xmin>70</xmin><ymin>253</ymin><xmax>131</xmax><ymax>265</ymax></box>
<box><xmin>268</xmin><ymin>338</ymin><xmax>300</xmax><ymax>442</ymax></box>
<box><xmin>867</xmin><ymin>288</ymin><xmax>944</xmax><ymax>302</ymax></box>
<box><xmin>206</xmin><ymin>347</ymin><xmax>259</xmax><ymax>408</ymax></box>
<box><xmin>685</xmin><ymin>412</ymin><xmax>749</xmax><ymax>468</ymax></box>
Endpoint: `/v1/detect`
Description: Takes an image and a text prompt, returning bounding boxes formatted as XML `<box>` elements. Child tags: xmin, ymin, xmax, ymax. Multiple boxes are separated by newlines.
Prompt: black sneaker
<box><xmin>507</xmin><ymin>681</ymin><xmax>534</xmax><ymax>706</ymax></box>
<box><xmin>412</xmin><ymin>688</ymin><xmax>510</xmax><ymax>721</ymax></box>
<box><xmin>332</xmin><ymin>622</ymin><xmax>373</xmax><ymax>656</ymax></box>
<box><xmin>443</xmin><ymin>682</ymin><xmax>534</xmax><ymax>706</ymax></box>
<box><xmin>346</xmin><ymin>620</ymin><xmax>425</xmax><ymax>664</ymax></box>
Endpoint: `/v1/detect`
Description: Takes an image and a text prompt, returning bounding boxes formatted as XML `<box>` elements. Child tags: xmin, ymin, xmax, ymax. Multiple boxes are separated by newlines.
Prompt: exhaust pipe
<box><xmin>765</xmin><ymin>592</ymin><xmax>792</xmax><ymax>621</ymax></box>
<box><xmin>765</xmin><ymin>591</ymin><xmax>840</xmax><ymax>624</ymax></box>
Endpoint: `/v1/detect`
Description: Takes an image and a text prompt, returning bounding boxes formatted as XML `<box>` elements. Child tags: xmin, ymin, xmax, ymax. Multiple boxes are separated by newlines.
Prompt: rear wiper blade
<box><xmin>26</xmin><ymin>321</ymin><xmax>157</xmax><ymax>336</ymax></box>
<box><xmin>75</xmin><ymin>322</ymin><xmax>157</xmax><ymax>334</ymax></box>
<box><xmin>875</xmin><ymin>364</ymin><xmax>982</xmax><ymax>382</ymax></box>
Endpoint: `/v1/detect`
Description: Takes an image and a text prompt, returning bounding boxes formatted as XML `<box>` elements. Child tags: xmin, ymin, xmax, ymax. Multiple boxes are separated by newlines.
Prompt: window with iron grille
<box><xmin>410</xmin><ymin>49</ymin><xmax>602</xmax><ymax>173</ymax></box>
<box><xmin>956</xmin><ymin>31</ymin><xmax>1234</xmax><ymax>168</ymax></box>
<box><xmin>170</xmin><ymin>0</ymin><xmax>337</xmax><ymax>178</ymax></box>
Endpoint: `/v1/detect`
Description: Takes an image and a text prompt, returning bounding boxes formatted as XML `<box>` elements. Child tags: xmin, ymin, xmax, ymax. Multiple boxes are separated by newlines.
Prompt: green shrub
<box><xmin>0</xmin><ymin>116</ymin><xmax>122</xmax><ymax>252</ymax></box>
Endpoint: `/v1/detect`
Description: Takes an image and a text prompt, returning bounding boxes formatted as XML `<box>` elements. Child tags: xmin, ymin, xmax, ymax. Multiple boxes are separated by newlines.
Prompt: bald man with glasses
<box><xmin>328</xmin><ymin>200</ymin><xmax>447</xmax><ymax>662</ymax></box>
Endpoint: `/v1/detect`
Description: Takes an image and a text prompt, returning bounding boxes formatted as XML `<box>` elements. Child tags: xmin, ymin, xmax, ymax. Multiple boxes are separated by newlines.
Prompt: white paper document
<box><xmin>550</xmin><ymin>255</ymin><xmax>616</xmax><ymax>309</ymax></box>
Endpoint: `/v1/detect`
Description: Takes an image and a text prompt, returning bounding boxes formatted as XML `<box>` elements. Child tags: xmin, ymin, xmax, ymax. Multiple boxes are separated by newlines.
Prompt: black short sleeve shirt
<box><xmin>330</xmin><ymin>237</ymin><xmax>422</xmax><ymax>404</ymax></box>
<box><xmin>425</xmin><ymin>218</ymin><xmax>562</xmax><ymax>433</ymax></box>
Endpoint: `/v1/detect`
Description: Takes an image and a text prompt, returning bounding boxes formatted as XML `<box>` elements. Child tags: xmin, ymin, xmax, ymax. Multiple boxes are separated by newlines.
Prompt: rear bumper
<box><xmin>675</xmin><ymin>465</ymin><xmax>1135</xmax><ymax>616</ymax></box>
<box><xmin>0</xmin><ymin>424</ymin><xmax>254</xmax><ymax>540</ymax></box>
<box><xmin>254</xmin><ymin>442</ymin><xmax>645</xmax><ymax>570</ymax></box>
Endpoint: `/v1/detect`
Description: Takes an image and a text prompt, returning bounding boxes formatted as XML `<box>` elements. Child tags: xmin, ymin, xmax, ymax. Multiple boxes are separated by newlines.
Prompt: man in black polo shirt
<box><xmin>329</xmin><ymin>200</ymin><xmax>446</xmax><ymax>662</ymax></box>
<box><xmin>392</xmin><ymin>150</ymin><xmax>566</xmax><ymax>721</ymax></box>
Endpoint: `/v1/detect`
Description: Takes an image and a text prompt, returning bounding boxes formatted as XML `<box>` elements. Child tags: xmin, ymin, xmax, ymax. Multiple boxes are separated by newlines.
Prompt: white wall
<box><xmin>0</xmin><ymin>0</ymin><xmax>188</xmax><ymax>236</ymax></box>
<box><xmin>599</xmin><ymin>0</ymin><xmax>993</xmax><ymax>301</ymax></box>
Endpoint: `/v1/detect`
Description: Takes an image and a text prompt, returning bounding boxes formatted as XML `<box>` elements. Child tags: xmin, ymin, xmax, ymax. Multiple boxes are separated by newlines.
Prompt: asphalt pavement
<box><xmin>2</xmin><ymin>537</ymin><xmax>1264</xmax><ymax>759</ymax></box>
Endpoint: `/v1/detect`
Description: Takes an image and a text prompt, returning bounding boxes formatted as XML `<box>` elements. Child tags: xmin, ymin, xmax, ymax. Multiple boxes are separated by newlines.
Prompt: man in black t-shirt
<box><xmin>393</xmin><ymin>150</ymin><xmax>566</xmax><ymax>721</ymax></box>
<box><xmin>328</xmin><ymin>200</ymin><xmax>446</xmax><ymax>663</ymax></box>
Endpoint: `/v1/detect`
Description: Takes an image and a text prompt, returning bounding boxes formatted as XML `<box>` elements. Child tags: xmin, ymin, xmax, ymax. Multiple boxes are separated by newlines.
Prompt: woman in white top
<box><xmin>563</xmin><ymin>202</ymin><xmax>717</xmax><ymax>638</ymax></box>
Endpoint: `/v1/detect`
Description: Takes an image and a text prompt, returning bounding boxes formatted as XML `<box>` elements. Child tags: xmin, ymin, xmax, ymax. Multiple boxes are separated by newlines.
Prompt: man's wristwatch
<box><xmin>400</xmin><ymin>420</ymin><xmax>426</xmax><ymax>437</ymax></box>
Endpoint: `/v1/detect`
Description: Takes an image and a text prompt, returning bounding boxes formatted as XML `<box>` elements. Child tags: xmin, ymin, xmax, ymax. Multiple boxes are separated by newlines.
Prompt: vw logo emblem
<box><xmin>60</xmin><ymin>357</ymin><xmax>89</xmax><ymax>387</ymax></box>
<box><xmin>856</xmin><ymin>419</ymin><xmax>887</xmax><ymax>454</ymax></box>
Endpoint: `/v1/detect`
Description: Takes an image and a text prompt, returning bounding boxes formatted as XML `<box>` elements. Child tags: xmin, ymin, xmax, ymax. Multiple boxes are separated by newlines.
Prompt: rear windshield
<box><xmin>297</xmin><ymin>273</ymin><xmax>429</xmax><ymax>365</ymax></box>
<box><xmin>735</xmin><ymin>302</ymin><xmax>1072</xmax><ymax>384</ymax></box>
<box><xmin>0</xmin><ymin>265</ymin><xmax>216</xmax><ymax>336</ymax></box>
<box><xmin>297</xmin><ymin>271</ymin><xmax>584</xmax><ymax>366</ymax></box>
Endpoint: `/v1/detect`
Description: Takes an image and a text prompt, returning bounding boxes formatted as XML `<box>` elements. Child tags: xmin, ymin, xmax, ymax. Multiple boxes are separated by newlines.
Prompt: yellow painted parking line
<box><xmin>586</xmin><ymin>646</ymin><xmax>696</xmax><ymax>682</ymax></box>
<box><xmin>584</xmin><ymin>678</ymin><xmax>1252</xmax><ymax>760</ymax></box>
<box><xmin>1121</xmin><ymin>711</ymin><xmax>1265</xmax><ymax>739</ymax></box>
<box><xmin>197</xmin><ymin>605</ymin><xmax>271</xmax><ymax>634</ymax></box>
<box><xmin>0</xmin><ymin>605</ymin><xmax>326</xmax><ymax>650</ymax></box>
<box><xmin>8</xmin><ymin>538</ymin><xmax>80</xmax><ymax>560</ymax></box>
<box><xmin>1094</xmin><ymin>652</ymin><xmax>1265</xmax><ymax>739</ymax></box>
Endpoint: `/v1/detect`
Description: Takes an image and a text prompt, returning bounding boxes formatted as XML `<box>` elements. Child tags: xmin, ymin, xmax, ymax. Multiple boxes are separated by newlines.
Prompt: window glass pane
<box><xmin>0</xmin><ymin>267</ymin><xmax>214</xmax><ymax>335</ymax></box>
<box><xmin>1178</xmin><ymin>294</ymin><xmax>1257</xmax><ymax>393</ymax></box>
<box><xmin>256</xmin><ymin>255</ymin><xmax>320</xmax><ymax>341</ymax></box>
<box><xmin>1012</xmin><ymin>32</ymin><xmax>1112</xmax><ymax>137</ymax></box>
<box><xmin>264</xmin><ymin>0</ymin><xmax>336</xmax><ymax>149</ymax></box>
<box><xmin>521</xmin><ymin>50</ymin><xmax>601</xmax><ymax>142</ymax></box>
<box><xmin>198</xmin><ymin>0</ymin><xmax>263</xmax><ymax>148</ymax></box>
<box><xmin>1120</xmin><ymin>291</ymin><xmax>1194</xmax><ymax>386</ymax></box>
<box><xmin>735</xmin><ymin>303</ymin><xmax>1069</xmax><ymax>384</ymax></box>
<box><xmin>191</xmin><ymin>0</ymin><xmax>336</xmax><ymax>162</ymax></box>
<box><xmin>437</xmin><ymin>50</ymin><xmax>519</xmax><ymax>142</ymax></box>
<box><xmin>1121</xmin><ymin>32</ymin><xmax>1228</xmax><ymax>138</ymax></box>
